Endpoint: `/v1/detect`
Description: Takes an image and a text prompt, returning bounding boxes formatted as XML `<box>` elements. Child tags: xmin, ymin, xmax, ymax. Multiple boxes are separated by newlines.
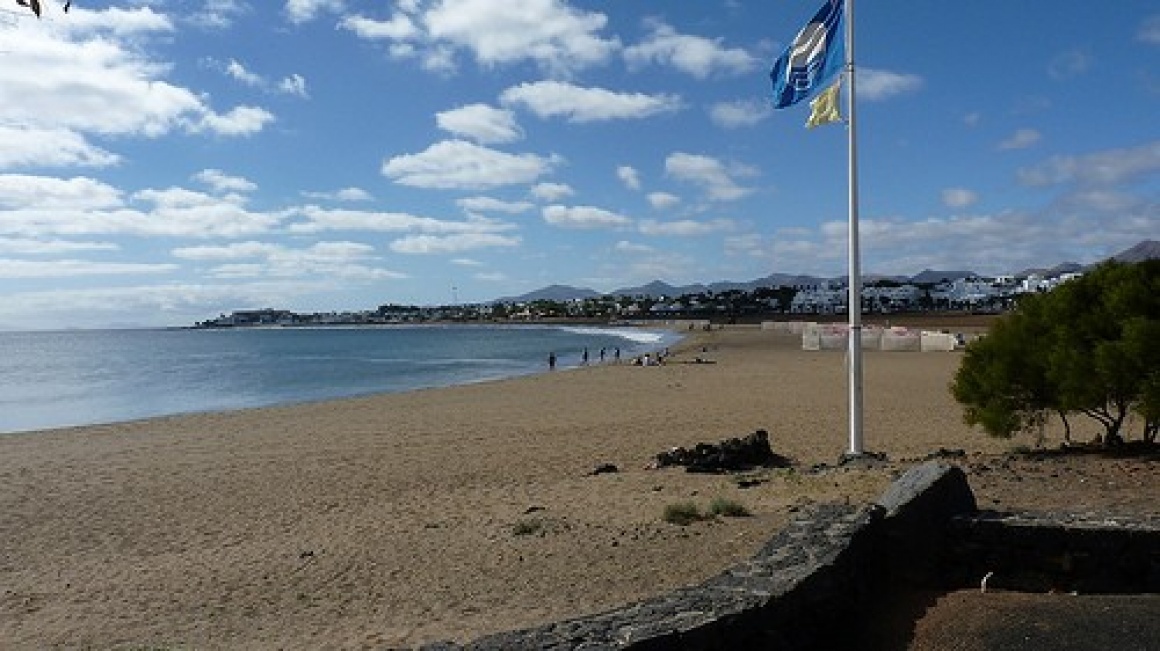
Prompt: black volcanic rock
<box><xmin>655</xmin><ymin>430</ymin><xmax>792</xmax><ymax>473</ymax></box>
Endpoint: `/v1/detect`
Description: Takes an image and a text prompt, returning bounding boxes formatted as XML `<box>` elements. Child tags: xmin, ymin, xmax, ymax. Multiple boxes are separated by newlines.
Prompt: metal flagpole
<box><xmin>845</xmin><ymin>0</ymin><xmax>864</xmax><ymax>456</ymax></box>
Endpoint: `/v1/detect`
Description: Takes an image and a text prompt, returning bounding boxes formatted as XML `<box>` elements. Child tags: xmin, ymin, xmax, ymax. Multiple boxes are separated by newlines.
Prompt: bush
<box><xmin>511</xmin><ymin>518</ymin><xmax>545</xmax><ymax>536</ymax></box>
<box><xmin>662</xmin><ymin>502</ymin><xmax>705</xmax><ymax>526</ymax></box>
<box><xmin>709</xmin><ymin>497</ymin><xmax>751</xmax><ymax>518</ymax></box>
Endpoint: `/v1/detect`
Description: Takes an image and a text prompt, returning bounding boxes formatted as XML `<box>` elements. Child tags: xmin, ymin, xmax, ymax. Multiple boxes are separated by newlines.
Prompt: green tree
<box><xmin>952</xmin><ymin>260</ymin><xmax>1160</xmax><ymax>446</ymax></box>
<box><xmin>12</xmin><ymin>0</ymin><xmax>71</xmax><ymax>18</ymax></box>
<box><xmin>951</xmin><ymin>298</ymin><xmax>1060</xmax><ymax>444</ymax></box>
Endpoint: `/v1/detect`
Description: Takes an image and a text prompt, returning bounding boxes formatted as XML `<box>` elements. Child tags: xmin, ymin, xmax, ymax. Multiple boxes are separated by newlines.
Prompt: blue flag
<box><xmin>770</xmin><ymin>0</ymin><xmax>846</xmax><ymax>109</ymax></box>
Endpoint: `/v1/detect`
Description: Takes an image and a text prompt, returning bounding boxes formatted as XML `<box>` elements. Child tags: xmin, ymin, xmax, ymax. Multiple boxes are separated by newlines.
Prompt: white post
<box><xmin>845</xmin><ymin>0</ymin><xmax>864</xmax><ymax>457</ymax></box>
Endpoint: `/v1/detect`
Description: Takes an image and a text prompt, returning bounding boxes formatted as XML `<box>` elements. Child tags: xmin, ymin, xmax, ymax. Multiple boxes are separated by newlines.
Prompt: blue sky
<box><xmin>1</xmin><ymin>0</ymin><xmax>1157</xmax><ymax>329</ymax></box>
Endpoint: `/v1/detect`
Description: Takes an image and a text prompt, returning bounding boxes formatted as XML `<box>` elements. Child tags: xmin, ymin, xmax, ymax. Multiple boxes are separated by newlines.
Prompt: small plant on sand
<box><xmin>733</xmin><ymin>470</ymin><xmax>768</xmax><ymax>488</ymax></box>
<box><xmin>512</xmin><ymin>518</ymin><xmax>545</xmax><ymax>536</ymax></box>
<box><xmin>708</xmin><ymin>497</ymin><xmax>751</xmax><ymax>518</ymax></box>
<box><xmin>662</xmin><ymin>501</ymin><xmax>706</xmax><ymax>526</ymax></box>
<box><xmin>778</xmin><ymin>467</ymin><xmax>803</xmax><ymax>484</ymax></box>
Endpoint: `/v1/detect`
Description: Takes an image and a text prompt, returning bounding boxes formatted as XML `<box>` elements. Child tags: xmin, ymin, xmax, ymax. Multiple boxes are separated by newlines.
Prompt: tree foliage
<box><xmin>951</xmin><ymin>260</ymin><xmax>1160</xmax><ymax>446</ymax></box>
<box><xmin>11</xmin><ymin>0</ymin><xmax>70</xmax><ymax>18</ymax></box>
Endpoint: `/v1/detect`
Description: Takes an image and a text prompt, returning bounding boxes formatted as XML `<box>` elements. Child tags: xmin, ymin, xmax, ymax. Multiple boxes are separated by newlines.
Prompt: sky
<box><xmin>0</xmin><ymin>0</ymin><xmax>1157</xmax><ymax>329</ymax></box>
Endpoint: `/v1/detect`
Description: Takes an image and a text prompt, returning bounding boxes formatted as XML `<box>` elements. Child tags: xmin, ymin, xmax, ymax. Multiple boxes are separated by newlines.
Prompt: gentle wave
<box><xmin>558</xmin><ymin>325</ymin><xmax>668</xmax><ymax>345</ymax></box>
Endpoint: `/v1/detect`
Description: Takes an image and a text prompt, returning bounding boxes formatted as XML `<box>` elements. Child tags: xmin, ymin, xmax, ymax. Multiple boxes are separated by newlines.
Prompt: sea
<box><xmin>0</xmin><ymin>324</ymin><xmax>682</xmax><ymax>435</ymax></box>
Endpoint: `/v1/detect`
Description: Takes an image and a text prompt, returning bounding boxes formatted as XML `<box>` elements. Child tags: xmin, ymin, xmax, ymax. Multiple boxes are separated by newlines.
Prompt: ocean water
<box><xmin>0</xmin><ymin>324</ymin><xmax>680</xmax><ymax>435</ymax></box>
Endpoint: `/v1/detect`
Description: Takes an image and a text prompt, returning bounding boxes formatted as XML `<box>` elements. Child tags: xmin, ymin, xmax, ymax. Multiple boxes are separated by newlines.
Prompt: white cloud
<box><xmin>173</xmin><ymin>241</ymin><xmax>281</xmax><ymax>261</ymax></box>
<box><xmin>174</xmin><ymin>240</ymin><xmax>405</xmax><ymax>280</ymax></box>
<box><xmin>225</xmin><ymin>59</ymin><xmax>263</xmax><ymax>86</ymax></box>
<box><xmin>190</xmin><ymin>106</ymin><xmax>276</xmax><ymax>137</ymax></box>
<box><xmin>623</xmin><ymin>20</ymin><xmax>757</xmax><ymax>78</ymax></box>
<box><xmin>941</xmin><ymin>187</ymin><xmax>979</xmax><ymax>209</ymax></box>
<box><xmin>0</xmin><ymin>126</ymin><xmax>120</xmax><ymax>169</ymax></box>
<box><xmin>0</xmin><ymin>175</ymin><xmax>123</xmax><ymax>211</ymax></box>
<box><xmin>0</xmin><ymin>258</ymin><xmax>177</xmax><ymax>279</ymax></box>
<box><xmin>436</xmin><ymin>104</ymin><xmax>522</xmax><ymax>144</ymax></box>
<box><xmin>420</xmin><ymin>0</ymin><xmax>619</xmax><ymax>74</ymax></box>
<box><xmin>206</xmin><ymin>58</ymin><xmax>308</xmax><ymax>97</ymax></box>
<box><xmin>129</xmin><ymin>187</ymin><xmax>283</xmax><ymax>237</ymax></box>
<box><xmin>289</xmin><ymin>206</ymin><xmax>516</xmax><ymax>236</ymax></box>
<box><xmin>1048</xmin><ymin>48</ymin><xmax>1093</xmax><ymax>80</ymax></box>
<box><xmin>457</xmin><ymin>196</ymin><xmax>534</xmax><ymax>214</ymax></box>
<box><xmin>0</xmin><ymin>237</ymin><xmax>118</xmax><ymax>255</ymax></box>
<box><xmin>709</xmin><ymin>100</ymin><xmax>770</xmax><ymax>129</ymax></box>
<box><xmin>1139</xmin><ymin>15</ymin><xmax>1160</xmax><ymax>45</ymax></box>
<box><xmin>648</xmin><ymin>192</ymin><xmax>681</xmax><ymax>210</ymax></box>
<box><xmin>339</xmin><ymin>13</ymin><xmax>420</xmax><ymax>40</ymax></box>
<box><xmin>417</xmin><ymin>45</ymin><xmax>458</xmax><ymax>73</ymax></box>
<box><xmin>665</xmin><ymin>152</ymin><xmax>754</xmax><ymax>202</ymax></box>
<box><xmin>998</xmin><ymin>128</ymin><xmax>1042</xmax><ymax>151</ymax></box>
<box><xmin>858</xmin><ymin>68</ymin><xmax>923</xmax><ymax>101</ymax></box>
<box><xmin>301</xmin><ymin>187</ymin><xmax>374</xmax><ymax>203</ymax></box>
<box><xmin>0</xmin><ymin>175</ymin><xmax>283</xmax><ymax>238</ymax></box>
<box><xmin>340</xmin><ymin>1</ymin><xmax>620</xmax><ymax>74</ymax></box>
<box><xmin>53</xmin><ymin>6</ymin><xmax>174</xmax><ymax>36</ymax></box>
<box><xmin>542</xmin><ymin>204</ymin><xmax>632</xmax><ymax>229</ymax></box>
<box><xmin>193</xmin><ymin>169</ymin><xmax>257</xmax><ymax>195</ymax></box>
<box><xmin>382</xmin><ymin>140</ymin><xmax>560</xmax><ymax>189</ymax></box>
<box><xmin>500</xmin><ymin>81</ymin><xmax>681</xmax><ymax>123</ymax></box>
<box><xmin>530</xmin><ymin>182</ymin><xmax>574</xmax><ymax>202</ymax></box>
<box><xmin>284</xmin><ymin>0</ymin><xmax>344</xmax><ymax>24</ymax></box>
<box><xmin>344</xmin><ymin>0</ymin><xmax>618</xmax><ymax>74</ymax></box>
<box><xmin>389</xmin><ymin>233</ymin><xmax>522</xmax><ymax>254</ymax></box>
<box><xmin>806</xmin><ymin>212</ymin><xmax>1053</xmax><ymax>276</ymax></box>
<box><xmin>0</xmin><ymin>9</ymin><xmax>273</xmax><ymax>160</ymax></box>
<box><xmin>279</xmin><ymin>74</ymin><xmax>309</xmax><ymax>98</ymax></box>
<box><xmin>335</xmin><ymin>187</ymin><xmax>373</xmax><ymax>202</ymax></box>
<box><xmin>724</xmin><ymin>234</ymin><xmax>766</xmax><ymax>258</ymax></box>
<box><xmin>614</xmin><ymin>240</ymin><xmax>654</xmax><ymax>254</ymax></box>
<box><xmin>189</xmin><ymin>0</ymin><xmax>250</xmax><ymax>29</ymax></box>
<box><xmin>1017</xmin><ymin>141</ymin><xmax>1160</xmax><ymax>187</ymax></box>
<box><xmin>474</xmin><ymin>271</ymin><xmax>508</xmax><ymax>282</ymax></box>
<box><xmin>615</xmin><ymin>252</ymin><xmax>694</xmax><ymax>286</ymax></box>
<box><xmin>638</xmin><ymin>218</ymin><xmax>733</xmax><ymax>237</ymax></box>
<box><xmin>617</xmin><ymin>165</ymin><xmax>641</xmax><ymax>190</ymax></box>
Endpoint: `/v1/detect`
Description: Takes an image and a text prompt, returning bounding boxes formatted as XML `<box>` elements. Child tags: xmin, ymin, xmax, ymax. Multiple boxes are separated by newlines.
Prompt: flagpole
<box><xmin>845</xmin><ymin>0</ymin><xmax>864</xmax><ymax>456</ymax></box>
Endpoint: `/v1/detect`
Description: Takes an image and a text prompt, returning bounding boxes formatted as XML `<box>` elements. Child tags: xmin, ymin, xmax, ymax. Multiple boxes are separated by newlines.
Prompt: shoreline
<box><xmin>0</xmin><ymin>322</ymin><xmax>687</xmax><ymax>437</ymax></box>
<box><xmin>0</xmin><ymin>324</ymin><xmax>1025</xmax><ymax>648</ymax></box>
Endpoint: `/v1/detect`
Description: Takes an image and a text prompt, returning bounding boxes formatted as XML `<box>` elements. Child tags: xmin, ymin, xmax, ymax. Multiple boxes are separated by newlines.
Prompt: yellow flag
<box><xmin>806</xmin><ymin>81</ymin><xmax>842</xmax><ymax>129</ymax></box>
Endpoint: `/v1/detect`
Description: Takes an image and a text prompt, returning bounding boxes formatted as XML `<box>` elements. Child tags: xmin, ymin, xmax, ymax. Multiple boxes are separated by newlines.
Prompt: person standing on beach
<box><xmin>582</xmin><ymin>347</ymin><xmax>589</xmax><ymax>365</ymax></box>
<box><xmin>599</xmin><ymin>347</ymin><xmax>606</xmax><ymax>363</ymax></box>
<box><xmin>548</xmin><ymin>352</ymin><xmax>556</xmax><ymax>370</ymax></box>
<box><xmin>614</xmin><ymin>347</ymin><xmax>621</xmax><ymax>363</ymax></box>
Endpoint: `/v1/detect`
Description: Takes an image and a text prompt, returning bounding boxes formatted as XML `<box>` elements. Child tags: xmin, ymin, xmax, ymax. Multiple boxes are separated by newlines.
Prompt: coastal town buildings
<box><xmin>194</xmin><ymin>270</ymin><xmax>1084</xmax><ymax>328</ymax></box>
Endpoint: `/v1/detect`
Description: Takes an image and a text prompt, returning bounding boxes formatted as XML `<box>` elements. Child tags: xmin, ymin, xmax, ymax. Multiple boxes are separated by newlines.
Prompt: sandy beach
<box><xmin>1</xmin><ymin>323</ymin><xmax>1154</xmax><ymax>649</ymax></box>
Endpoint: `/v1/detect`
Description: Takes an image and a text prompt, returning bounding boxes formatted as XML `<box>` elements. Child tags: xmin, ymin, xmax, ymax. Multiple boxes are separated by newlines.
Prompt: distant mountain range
<box><xmin>498</xmin><ymin>240</ymin><xmax>1159</xmax><ymax>303</ymax></box>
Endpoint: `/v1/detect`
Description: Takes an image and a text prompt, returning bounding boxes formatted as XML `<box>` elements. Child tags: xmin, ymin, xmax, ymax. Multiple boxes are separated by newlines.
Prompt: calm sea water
<box><xmin>0</xmin><ymin>324</ymin><xmax>680</xmax><ymax>434</ymax></box>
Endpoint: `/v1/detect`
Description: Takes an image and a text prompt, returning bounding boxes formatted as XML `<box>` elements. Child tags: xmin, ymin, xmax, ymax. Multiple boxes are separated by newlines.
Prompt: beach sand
<box><xmin>0</xmin><ymin>324</ymin><xmax>1153</xmax><ymax>649</ymax></box>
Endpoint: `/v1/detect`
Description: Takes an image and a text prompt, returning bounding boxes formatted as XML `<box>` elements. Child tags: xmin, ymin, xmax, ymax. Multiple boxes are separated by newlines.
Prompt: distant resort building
<box><xmin>194</xmin><ymin>269</ymin><xmax>1087</xmax><ymax>328</ymax></box>
<box><xmin>784</xmin><ymin>271</ymin><xmax>1085</xmax><ymax>316</ymax></box>
<box><xmin>789</xmin><ymin>281</ymin><xmax>846</xmax><ymax>314</ymax></box>
<box><xmin>212</xmin><ymin>309</ymin><xmax>296</xmax><ymax>326</ymax></box>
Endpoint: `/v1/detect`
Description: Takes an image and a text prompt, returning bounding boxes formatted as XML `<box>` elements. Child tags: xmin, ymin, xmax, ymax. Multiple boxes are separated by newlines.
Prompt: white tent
<box><xmin>880</xmin><ymin>327</ymin><xmax>921</xmax><ymax>352</ymax></box>
<box><xmin>921</xmin><ymin>331</ymin><xmax>958</xmax><ymax>352</ymax></box>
